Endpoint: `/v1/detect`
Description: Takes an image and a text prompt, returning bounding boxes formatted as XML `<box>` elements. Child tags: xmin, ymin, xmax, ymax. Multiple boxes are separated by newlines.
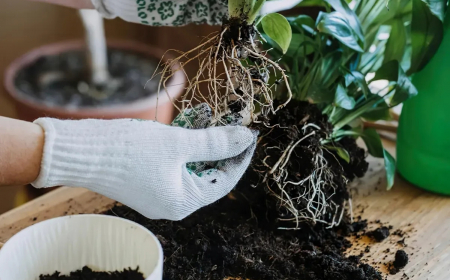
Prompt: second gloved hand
<box><xmin>32</xmin><ymin>118</ymin><xmax>256</xmax><ymax>220</ymax></box>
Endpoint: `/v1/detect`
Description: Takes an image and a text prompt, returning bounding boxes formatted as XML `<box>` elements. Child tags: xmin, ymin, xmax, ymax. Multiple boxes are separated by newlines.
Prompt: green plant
<box><xmin>158</xmin><ymin>0</ymin><xmax>294</xmax><ymax>125</ymax></box>
<box><xmin>262</xmin><ymin>0</ymin><xmax>446</xmax><ymax>189</ymax></box>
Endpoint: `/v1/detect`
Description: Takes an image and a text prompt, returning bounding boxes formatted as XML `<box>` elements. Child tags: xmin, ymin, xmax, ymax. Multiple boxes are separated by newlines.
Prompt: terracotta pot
<box><xmin>4</xmin><ymin>40</ymin><xmax>185</xmax><ymax>124</ymax></box>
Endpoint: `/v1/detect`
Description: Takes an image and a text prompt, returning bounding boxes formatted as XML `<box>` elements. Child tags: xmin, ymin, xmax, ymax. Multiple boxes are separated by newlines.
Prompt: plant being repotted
<box><xmin>14</xmin><ymin>0</ymin><xmax>444</xmax><ymax>279</ymax></box>
<box><xmin>99</xmin><ymin>0</ymin><xmax>445</xmax><ymax>279</ymax></box>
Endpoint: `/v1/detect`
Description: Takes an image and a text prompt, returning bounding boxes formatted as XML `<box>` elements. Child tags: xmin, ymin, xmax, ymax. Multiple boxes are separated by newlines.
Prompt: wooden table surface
<box><xmin>1</xmin><ymin>140</ymin><xmax>449</xmax><ymax>280</ymax></box>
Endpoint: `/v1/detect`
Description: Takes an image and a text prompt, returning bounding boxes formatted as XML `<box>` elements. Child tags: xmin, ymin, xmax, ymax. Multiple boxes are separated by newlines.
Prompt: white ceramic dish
<box><xmin>0</xmin><ymin>214</ymin><xmax>163</xmax><ymax>280</ymax></box>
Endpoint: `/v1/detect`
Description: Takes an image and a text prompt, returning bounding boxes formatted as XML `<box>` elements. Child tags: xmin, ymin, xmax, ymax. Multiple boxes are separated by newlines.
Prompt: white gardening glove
<box><xmin>91</xmin><ymin>0</ymin><xmax>227</xmax><ymax>26</ymax></box>
<box><xmin>32</xmin><ymin>118</ymin><xmax>257</xmax><ymax>221</ymax></box>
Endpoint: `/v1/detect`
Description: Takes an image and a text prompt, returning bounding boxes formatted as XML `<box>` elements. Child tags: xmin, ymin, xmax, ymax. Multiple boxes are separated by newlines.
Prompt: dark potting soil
<box><xmin>251</xmin><ymin>100</ymin><xmax>369</xmax><ymax>224</ymax></box>
<box><xmin>388</xmin><ymin>250</ymin><xmax>409</xmax><ymax>275</ymax></box>
<box><xmin>367</xmin><ymin>227</ymin><xmax>390</xmax><ymax>242</ymax></box>
<box><xmin>14</xmin><ymin>49</ymin><xmax>159</xmax><ymax>108</ymax></box>
<box><xmin>105</xmin><ymin>102</ymin><xmax>387</xmax><ymax>280</ymax></box>
<box><xmin>39</xmin><ymin>266</ymin><xmax>144</xmax><ymax>280</ymax></box>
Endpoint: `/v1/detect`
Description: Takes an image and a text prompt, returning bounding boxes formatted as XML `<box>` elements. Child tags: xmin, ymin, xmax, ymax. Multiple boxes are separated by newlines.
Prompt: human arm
<box><xmin>30</xmin><ymin>0</ymin><xmax>228</xmax><ymax>26</ymax></box>
<box><xmin>0</xmin><ymin>117</ymin><xmax>44</xmax><ymax>186</ymax></box>
<box><xmin>0</xmin><ymin>115</ymin><xmax>256</xmax><ymax>220</ymax></box>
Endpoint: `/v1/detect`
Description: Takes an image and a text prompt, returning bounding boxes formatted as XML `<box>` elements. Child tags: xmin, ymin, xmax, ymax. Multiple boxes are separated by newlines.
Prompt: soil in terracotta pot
<box><xmin>14</xmin><ymin>49</ymin><xmax>159</xmax><ymax>108</ymax></box>
<box><xmin>105</xmin><ymin>102</ymin><xmax>393</xmax><ymax>280</ymax></box>
<box><xmin>39</xmin><ymin>266</ymin><xmax>144</xmax><ymax>280</ymax></box>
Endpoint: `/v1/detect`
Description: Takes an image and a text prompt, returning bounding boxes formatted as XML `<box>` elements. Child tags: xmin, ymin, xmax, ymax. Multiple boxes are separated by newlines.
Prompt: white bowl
<box><xmin>0</xmin><ymin>215</ymin><xmax>163</xmax><ymax>280</ymax></box>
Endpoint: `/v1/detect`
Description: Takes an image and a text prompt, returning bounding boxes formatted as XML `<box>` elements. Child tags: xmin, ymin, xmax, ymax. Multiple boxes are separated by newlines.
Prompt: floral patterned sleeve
<box><xmin>92</xmin><ymin>0</ymin><xmax>228</xmax><ymax>26</ymax></box>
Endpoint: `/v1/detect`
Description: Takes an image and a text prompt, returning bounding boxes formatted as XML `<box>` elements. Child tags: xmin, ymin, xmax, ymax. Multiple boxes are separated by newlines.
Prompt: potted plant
<box><xmin>4</xmin><ymin>10</ymin><xmax>185</xmax><ymax>124</ymax></box>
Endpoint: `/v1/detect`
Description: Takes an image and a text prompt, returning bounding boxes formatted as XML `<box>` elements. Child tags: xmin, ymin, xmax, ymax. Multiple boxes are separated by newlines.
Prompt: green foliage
<box><xmin>355</xmin><ymin>0</ymin><xmax>445</xmax><ymax>74</ymax></box>
<box><xmin>372</xmin><ymin>60</ymin><xmax>418</xmax><ymax>107</ymax></box>
<box><xmin>261</xmin><ymin>0</ymin><xmax>446</xmax><ymax>189</ymax></box>
<box><xmin>360</xmin><ymin>128</ymin><xmax>396</xmax><ymax>189</ymax></box>
<box><xmin>325</xmin><ymin>145</ymin><xmax>351</xmax><ymax>163</ymax></box>
<box><xmin>317</xmin><ymin>11</ymin><xmax>363</xmax><ymax>52</ymax></box>
<box><xmin>227</xmin><ymin>1</ymin><xmax>293</xmax><ymax>54</ymax></box>
<box><xmin>383</xmin><ymin>150</ymin><xmax>396</xmax><ymax>190</ymax></box>
<box><xmin>261</xmin><ymin>13</ymin><xmax>293</xmax><ymax>53</ymax></box>
<box><xmin>408</xmin><ymin>0</ymin><xmax>444</xmax><ymax>74</ymax></box>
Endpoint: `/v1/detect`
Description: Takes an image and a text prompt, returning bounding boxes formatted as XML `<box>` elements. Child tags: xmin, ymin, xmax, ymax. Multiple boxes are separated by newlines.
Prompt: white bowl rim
<box><xmin>0</xmin><ymin>214</ymin><xmax>164</xmax><ymax>277</ymax></box>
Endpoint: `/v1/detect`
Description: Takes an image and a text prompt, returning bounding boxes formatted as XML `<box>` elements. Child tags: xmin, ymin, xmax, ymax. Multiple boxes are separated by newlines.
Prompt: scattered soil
<box><xmin>108</xmin><ymin>200</ymin><xmax>382</xmax><ymax>280</ymax></box>
<box><xmin>39</xmin><ymin>266</ymin><xmax>144</xmax><ymax>280</ymax></box>
<box><xmin>14</xmin><ymin>49</ymin><xmax>158</xmax><ymax>108</ymax></box>
<box><xmin>388</xmin><ymin>250</ymin><xmax>409</xmax><ymax>275</ymax></box>
<box><xmin>367</xmin><ymin>227</ymin><xmax>390</xmax><ymax>242</ymax></box>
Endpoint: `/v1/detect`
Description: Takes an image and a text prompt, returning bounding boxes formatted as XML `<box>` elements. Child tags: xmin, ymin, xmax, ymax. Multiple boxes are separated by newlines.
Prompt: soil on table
<box><xmin>39</xmin><ymin>266</ymin><xmax>144</xmax><ymax>280</ymax></box>
<box><xmin>14</xmin><ymin>48</ymin><xmax>159</xmax><ymax>108</ymax></box>
<box><xmin>106</xmin><ymin>102</ymin><xmax>388</xmax><ymax>280</ymax></box>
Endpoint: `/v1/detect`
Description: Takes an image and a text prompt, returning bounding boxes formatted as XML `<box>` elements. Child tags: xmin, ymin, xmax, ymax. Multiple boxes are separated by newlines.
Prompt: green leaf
<box><xmin>361</xmin><ymin>128</ymin><xmax>384</xmax><ymax>158</ymax></box>
<box><xmin>325</xmin><ymin>145</ymin><xmax>351</xmax><ymax>163</ymax></box>
<box><xmin>344</xmin><ymin>70</ymin><xmax>370</xmax><ymax>98</ymax></box>
<box><xmin>361</xmin><ymin>128</ymin><xmax>396</xmax><ymax>189</ymax></box>
<box><xmin>408</xmin><ymin>0</ymin><xmax>444</xmax><ymax>74</ymax></box>
<box><xmin>361</xmin><ymin>101</ymin><xmax>392</xmax><ymax>121</ymax></box>
<box><xmin>292</xmin><ymin>15</ymin><xmax>316</xmax><ymax>30</ymax></box>
<box><xmin>324</xmin><ymin>0</ymin><xmax>365</xmax><ymax>43</ymax></box>
<box><xmin>261</xmin><ymin>13</ymin><xmax>292</xmax><ymax>54</ymax></box>
<box><xmin>383</xmin><ymin>19</ymin><xmax>407</xmax><ymax>65</ymax></box>
<box><xmin>285</xmin><ymin>33</ymin><xmax>316</xmax><ymax>58</ymax></box>
<box><xmin>307</xmin><ymin>51</ymin><xmax>343</xmax><ymax>103</ymax></box>
<box><xmin>331</xmin><ymin>128</ymin><xmax>362</xmax><ymax>139</ymax></box>
<box><xmin>316</xmin><ymin>12</ymin><xmax>363</xmax><ymax>52</ymax></box>
<box><xmin>373</xmin><ymin>60</ymin><xmax>418</xmax><ymax>107</ymax></box>
<box><xmin>425</xmin><ymin>0</ymin><xmax>446</xmax><ymax>21</ymax></box>
<box><xmin>383</xmin><ymin>149</ymin><xmax>396</xmax><ymax>190</ymax></box>
<box><xmin>335</xmin><ymin>83</ymin><xmax>356</xmax><ymax>110</ymax></box>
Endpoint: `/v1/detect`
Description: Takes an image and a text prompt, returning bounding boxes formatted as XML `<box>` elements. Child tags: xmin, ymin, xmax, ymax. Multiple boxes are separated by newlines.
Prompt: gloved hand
<box><xmin>32</xmin><ymin>118</ymin><xmax>257</xmax><ymax>220</ymax></box>
<box><xmin>91</xmin><ymin>0</ymin><xmax>227</xmax><ymax>26</ymax></box>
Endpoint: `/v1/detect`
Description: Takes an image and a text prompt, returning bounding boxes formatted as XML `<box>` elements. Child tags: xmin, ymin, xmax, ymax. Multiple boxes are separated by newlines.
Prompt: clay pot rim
<box><xmin>4</xmin><ymin>40</ymin><xmax>185</xmax><ymax>119</ymax></box>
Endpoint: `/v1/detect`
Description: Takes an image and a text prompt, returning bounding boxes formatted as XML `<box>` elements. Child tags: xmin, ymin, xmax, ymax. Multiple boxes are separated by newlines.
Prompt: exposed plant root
<box><xmin>154</xmin><ymin>18</ymin><xmax>292</xmax><ymax>126</ymax></box>
<box><xmin>262</xmin><ymin>123</ymin><xmax>341</xmax><ymax>229</ymax></box>
<box><xmin>252</xmin><ymin>101</ymin><xmax>368</xmax><ymax>229</ymax></box>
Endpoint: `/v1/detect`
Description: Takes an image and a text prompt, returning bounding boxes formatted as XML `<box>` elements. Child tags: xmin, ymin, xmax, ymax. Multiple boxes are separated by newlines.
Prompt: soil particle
<box><xmin>368</xmin><ymin>227</ymin><xmax>390</xmax><ymax>242</ymax></box>
<box><xmin>394</xmin><ymin>250</ymin><xmax>409</xmax><ymax>269</ymax></box>
<box><xmin>387</xmin><ymin>250</ymin><xmax>409</xmax><ymax>275</ymax></box>
<box><xmin>39</xmin><ymin>266</ymin><xmax>144</xmax><ymax>280</ymax></box>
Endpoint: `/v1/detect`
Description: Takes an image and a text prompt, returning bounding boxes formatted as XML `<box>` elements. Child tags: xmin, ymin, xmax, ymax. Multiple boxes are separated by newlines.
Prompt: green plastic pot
<box><xmin>397</xmin><ymin>16</ymin><xmax>450</xmax><ymax>194</ymax></box>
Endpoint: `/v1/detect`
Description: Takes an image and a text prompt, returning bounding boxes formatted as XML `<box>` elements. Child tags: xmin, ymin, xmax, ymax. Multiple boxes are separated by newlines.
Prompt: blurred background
<box><xmin>0</xmin><ymin>0</ymin><xmax>219</xmax><ymax>214</ymax></box>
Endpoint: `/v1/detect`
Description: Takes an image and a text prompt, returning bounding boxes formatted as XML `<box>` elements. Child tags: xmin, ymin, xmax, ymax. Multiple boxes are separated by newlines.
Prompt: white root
<box><xmin>155</xmin><ymin>24</ymin><xmax>286</xmax><ymax>126</ymax></box>
<box><xmin>258</xmin><ymin>122</ymin><xmax>345</xmax><ymax>229</ymax></box>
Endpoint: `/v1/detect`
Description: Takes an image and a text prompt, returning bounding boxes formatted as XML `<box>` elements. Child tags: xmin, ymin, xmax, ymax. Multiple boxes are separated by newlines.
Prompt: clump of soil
<box><xmin>368</xmin><ymin>227</ymin><xmax>390</xmax><ymax>242</ymax></box>
<box><xmin>388</xmin><ymin>250</ymin><xmax>409</xmax><ymax>275</ymax></box>
<box><xmin>15</xmin><ymin>49</ymin><xmax>158</xmax><ymax>108</ymax></box>
<box><xmin>39</xmin><ymin>266</ymin><xmax>144</xmax><ymax>280</ymax></box>
<box><xmin>251</xmin><ymin>101</ymin><xmax>369</xmax><ymax>226</ymax></box>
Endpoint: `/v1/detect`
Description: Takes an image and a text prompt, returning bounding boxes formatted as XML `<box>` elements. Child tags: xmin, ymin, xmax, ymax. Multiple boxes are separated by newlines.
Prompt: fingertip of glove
<box><xmin>225</xmin><ymin>126</ymin><xmax>256</xmax><ymax>147</ymax></box>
